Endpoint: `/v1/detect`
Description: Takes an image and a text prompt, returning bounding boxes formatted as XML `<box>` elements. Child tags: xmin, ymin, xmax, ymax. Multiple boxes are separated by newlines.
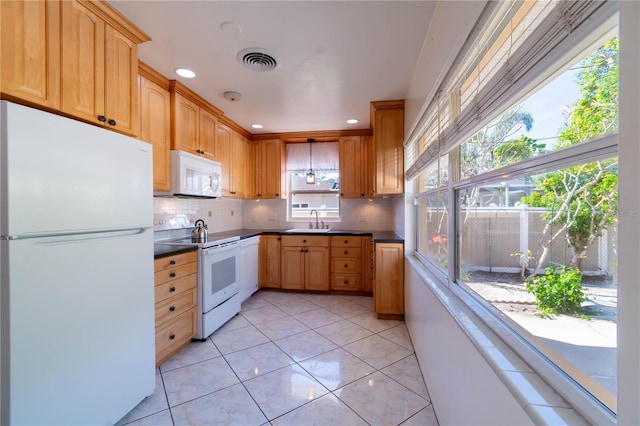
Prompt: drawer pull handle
<box><xmin>302</xmin><ymin>239</ymin><xmax>307</xmax><ymax>243</ymax></box>
<box><xmin>170</xmin><ymin>287</ymin><xmax>176</xmax><ymax>292</ymax></box>
<box><xmin>169</xmin><ymin>306</ymin><xmax>176</xmax><ymax>312</ymax></box>
<box><xmin>169</xmin><ymin>334</ymin><xmax>176</xmax><ymax>340</ymax></box>
<box><xmin>170</xmin><ymin>260</ymin><xmax>176</xmax><ymax>265</ymax></box>
<box><xmin>170</xmin><ymin>272</ymin><xmax>176</xmax><ymax>278</ymax></box>
<box><xmin>344</xmin><ymin>280</ymin><xmax>348</xmax><ymax>284</ymax></box>
<box><xmin>344</xmin><ymin>250</ymin><xmax>348</xmax><ymax>255</ymax></box>
<box><xmin>344</xmin><ymin>264</ymin><xmax>348</xmax><ymax>268</ymax></box>
<box><xmin>344</xmin><ymin>240</ymin><xmax>348</xmax><ymax>244</ymax></box>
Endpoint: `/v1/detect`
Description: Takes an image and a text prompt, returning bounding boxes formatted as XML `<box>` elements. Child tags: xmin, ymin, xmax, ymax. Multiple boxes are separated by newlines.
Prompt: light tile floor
<box><xmin>117</xmin><ymin>292</ymin><xmax>439</xmax><ymax>426</ymax></box>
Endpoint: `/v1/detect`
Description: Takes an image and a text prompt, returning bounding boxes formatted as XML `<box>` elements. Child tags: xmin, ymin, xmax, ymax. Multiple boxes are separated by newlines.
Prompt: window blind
<box><xmin>405</xmin><ymin>0</ymin><xmax>617</xmax><ymax>181</ymax></box>
<box><xmin>285</xmin><ymin>141</ymin><xmax>339</xmax><ymax>172</ymax></box>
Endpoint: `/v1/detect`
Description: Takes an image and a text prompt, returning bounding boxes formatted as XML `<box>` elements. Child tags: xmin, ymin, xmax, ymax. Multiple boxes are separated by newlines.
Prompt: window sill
<box><xmin>406</xmin><ymin>255</ymin><xmax>615</xmax><ymax>425</ymax></box>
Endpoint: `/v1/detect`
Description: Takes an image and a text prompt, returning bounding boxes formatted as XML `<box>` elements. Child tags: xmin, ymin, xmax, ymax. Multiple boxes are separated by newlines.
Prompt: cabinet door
<box><xmin>61</xmin><ymin>0</ymin><xmax>105</xmax><ymax>125</ymax></box>
<box><xmin>361</xmin><ymin>135</ymin><xmax>374</xmax><ymax>199</ymax></box>
<box><xmin>280</xmin><ymin>246</ymin><xmax>305</xmax><ymax>290</ymax></box>
<box><xmin>139</xmin><ymin>74</ymin><xmax>170</xmax><ymax>191</ymax></box>
<box><xmin>171</xmin><ymin>92</ymin><xmax>199</xmax><ymax>154</ymax></box>
<box><xmin>374</xmin><ymin>243</ymin><xmax>404</xmax><ymax>317</ymax></box>
<box><xmin>199</xmin><ymin>109</ymin><xmax>217</xmax><ymax>161</ymax></box>
<box><xmin>104</xmin><ymin>24</ymin><xmax>138</xmax><ymax>136</ymax></box>
<box><xmin>374</xmin><ymin>108</ymin><xmax>404</xmax><ymax>195</ymax></box>
<box><xmin>1</xmin><ymin>0</ymin><xmax>60</xmax><ymax>109</ymax></box>
<box><xmin>216</xmin><ymin>122</ymin><xmax>233</xmax><ymax>196</ymax></box>
<box><xmin>246</xmin><ymin>140</ymin><xmax>257</xmax><ymax>199</ymax></box>
<box><xmin>305</xmin><ymin>247</ymin><xmax>330</xmax><ymax>291</ymax></box>
<box><xmin>259</xmin><ymin>235</ymin><xmax>281</xmax><ymax>288</ymax></box>
<box><xmin>231</xmin><ymin>131</ymin><xmax>247</xmax><ymax>197</ymax></box>
<box><xmin>259</xmin><ymin>139</ymin><xmax>283</xmax><ymax>199</ymax></box>
<box><xmin>362</xmin><ymin>237</ymin><xmax>374</xmax><ymax>292</ymax></box>
<box><xmin>339</xmin><ymin>136</ymin><xmax>362</xmax><ymax>198</ymax></box>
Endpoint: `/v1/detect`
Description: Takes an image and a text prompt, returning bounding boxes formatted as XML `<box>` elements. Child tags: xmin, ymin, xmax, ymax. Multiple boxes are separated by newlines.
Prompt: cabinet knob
<box><xmin>107</xmin><ymin>119</ymin><xmax>116</xmax><ymax>126</ymax></box>
<box><xmin>169</xmin><ymin>306</ymin><xmax>176</xmax><ymax>312</ymax></box>
<box><xmin>344</xmin><ymin>264</ymin><xmax>348</xmax><ymax>268</ymax></box>
<box><xmin>276</xmin><ymin>193</ymin><xmax>279</xmax><ymax>197</ymax></box>
<box><xmin>257</xmin><ymin>194</ymin><xmax>262</xmax><ymax>197</ymax></box>
<box><xmin>361</xmin><ymin>193</ymin><xmax>365</xmax><ymax>197</ymax></box>
<box><xmin>305</xmin><ymin>249</ymin><xmax>309</xmax><ymax>253</ymax></box>
<box><xmin>302</xmin><ymin>239</ymin><xmax>307</xmax><ymax>243</ymax></box>
<box><xmin>340</xmin><ymin>193</ymin><xmax>344</xmax><ymax>196</ymax></box>
<box><xmin>169</xmin><ymin>334</ymin><xmax>176</xmax><ymax>340</ymax></box>
<box><xmin>170</xmin><ymin>259</ymin><xmax>176</xmax><ymax>265</ymax></box>
<box><xmin>344</xmin><ymin>250</ymin><xmax>348</xmax><ymax>255</ymax></box>
<box><xmin>170</xmin><ymin>272</ymin><xmax>176</xmax><ymax>278</ymax></box>
<box><xmin>344</xmin><ymin>280</ymin><xmax>348</xmax><ymax>284</ymax></box>
<box><xmin>97</xmin><ymin>115</ymin><xmax>106</xmax><ymax>122</ymax></box>
<box><xmin>300</xmin><ymin>249</ymin><xmax>304</xmax><ymax>253</ymax></box>
<box><xmin>170</xmin><ymin>287</ymin><xmax>176</xmax><ymax>292</ymax></box>
<box><xmin>344</xmin><ymin>240</ymin><xmax>348</xmax><ymax>244</ymax></box>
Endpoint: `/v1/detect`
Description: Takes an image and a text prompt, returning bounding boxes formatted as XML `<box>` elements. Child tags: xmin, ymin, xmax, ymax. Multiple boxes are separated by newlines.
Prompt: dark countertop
<box><xmin>154</xmin><ymin>228</ymin><xmax>403</xmax><ymax>258</ymax></box>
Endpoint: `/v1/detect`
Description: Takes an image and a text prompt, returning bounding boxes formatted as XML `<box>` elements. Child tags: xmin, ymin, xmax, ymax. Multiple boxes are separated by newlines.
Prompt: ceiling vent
<box><xmin>237</xmin><ymin>48</ymin><xmax>280</xmax><ymax>71</ymax></box>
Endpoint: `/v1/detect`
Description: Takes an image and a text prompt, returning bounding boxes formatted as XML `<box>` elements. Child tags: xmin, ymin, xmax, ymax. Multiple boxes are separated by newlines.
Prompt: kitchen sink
<box><xmin>284</xmin><ymin>228</ymin><xmax>331</xmax><ymax>233</ymax></box>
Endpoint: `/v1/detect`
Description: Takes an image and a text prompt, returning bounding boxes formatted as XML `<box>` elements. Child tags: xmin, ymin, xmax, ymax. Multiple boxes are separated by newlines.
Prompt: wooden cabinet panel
<box><xmin>256</xmin><ymin>139</ymin><xmax>283</xmax><ymax>199</ymax></box>
<box><xmin>154</xmin><ymin>262</ymin><xmax>197</xmax><ymax>285</ymax></box>
<box><xmin>363</xmin><ymin>237</ymin><xmax>374</xmax><ymax>293</ymax></box>
<box><xmin>339</xmin><ymin>136</ymin><xmax>373</xmax><ymax>199</ymax></box>
<box><xmin>155</xmin><ymin>308</ymin><xmax>196</xmax><ymax>364</ymax></box>
<box><xmin>199</xmin><ymin>109</ymin><xmax>217</xmax><ymax>161</ymax></box>
<box><xmin>331</xmin><ymin>236</ymin><xmax>361</xmax><ymax>248</ymax></box>
<box><xmin>281</xmin><ymin>246</ymin><xmax>305</xmax><ymax>290</ymax></box>
<box><xmin>104</xmin><ymin>24</ymin><xmax>138</xmax><ymax>135</ymax></box>
<box><xmin>155</xmin><ymin>288</ymin><xmax>197</xmax><ymax>326</ymax></box>
<box><xmin>154</xmin><ymin>274</ymin><xmax>197</xmax><ymax>303</ymax></box>
<box><xmin>330</xmin><ymin>247</ymin><xmax>362</xmax><ymax>258</ymax></box>
<box><xmin>259</xmin><ymin>235</ymin><xmax>281</xmax><ymax>288</ymax></box>
<box><xmin>139</xmin><ymin>69</ymin><xmax>171</xmax><ymax>191</ymax></box>
<box><xmin>61</xmin><ymin>0</ymin><xmax>105</xmax><ymax>123</ymax></box>
<box><xmin>281</xmin><ymin>235</ymin><xmax>329</xmax><ymax>247</ymax></box>
<box><xmin>171</xmin><ymin>92</ymin><xmax>199</xmax><ymax>153</ymax></box>
<box><xmin>216</xmin><ymin>122</ymin><xmax>233</xmax><ymax>196</ymax></box>
<box><xmin>331</xmin><ymin>275</ymin><xmax>361</xmax><ymax>291</ymax></box>
<box><xmin>1</xmin><ymin>0</ymin><xmax>61</xmax><ymax>108</ymax></box>
<box><xmin>231</xmin><ymin>130</ymin><xmax>247</xmax><ymax>197</ymax></box>
<box><xmin>331</xmin><ymin>258</ymin><xmax>361</xmax><ymax>274</ymax></box>
<box><xmin>374</xmin><ymin>243</ymin><xmax>404</xmax><ymax>319</ymax></box>
<box><xmin>305</xmin><ymin>247</ymin><xmax>330</xmax><ymax>291</ymax></box>
<box><xmin>154</xmin><ymin>251</ymin><xmax>197</xmax><ymax>271</ymax></box>
<box><xmin>371</xmin><ymin>102</ymin><xmax>404</xmax><ymax>195</ymax></box>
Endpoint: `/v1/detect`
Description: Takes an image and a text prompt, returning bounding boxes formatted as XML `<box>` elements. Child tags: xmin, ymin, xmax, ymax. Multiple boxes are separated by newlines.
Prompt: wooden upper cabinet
<box><xmin>371</xmin><ymin>101</ymin><xmax>404</xmax><ymax>195</ymax></box>
<box><xmin>199</xmin><ymin>109</ymin><xmax>218</xmax><ymax>161</ymax></box>
<box><xmin>139</xmin><ymin>63</ymin><xmax>170</xmax><ymax>191</ymax></box>
<box><xmin>256</xmin><ymin>139</ymin><xmax>284</xmax><ymax>199</ymax></box>
<box><xmin>231</xmin><ymin>131</ymin><xmax>247</xmax><ymax>198</ymax></box>
<box><xmin>61</xmin><ymin>0</ymin><xmax>149</xmax><ymax>137</ymax></box>
<box><xmin>1</xmin><ymin>0</ymin><xmax>61</xmax><ymax>108</ymax></box>
<box><xmin>216</xmin><ymin>121</ymin><xmax>233</xmax><ymax>196</ymax></box>
<box><xmin>171</xmin><ymin>91</ymin><xmax>200</xmax><ymax>153</ymax></box>
<box><xmin>339</xmin><ymin>136</ymin><xmax>372</xmax><ymax>199</ymax></box>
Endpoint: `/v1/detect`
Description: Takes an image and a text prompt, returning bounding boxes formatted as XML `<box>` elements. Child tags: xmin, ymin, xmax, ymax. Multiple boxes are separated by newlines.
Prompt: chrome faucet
<box><xmin>310</xmin><ymin>209</ymin><xmax>319</xmax><ymax>229</ymax></box>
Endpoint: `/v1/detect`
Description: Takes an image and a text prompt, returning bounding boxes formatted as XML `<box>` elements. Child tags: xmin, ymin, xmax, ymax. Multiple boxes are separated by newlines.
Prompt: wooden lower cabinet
<box><xmin>259</xmin><ymin>235</ymin><xmax>281</xmax><ymax>288</ymax></box>
<box><xmin>280</xmin><ymin>235</ymin><xmax>329</xmax><ymax>291</ymax></box>
<box><xmin>374</xmin><ymin>242</ymin><xmax>404</xmax><ymax>319</ymax></box>
<box><xmin>154</xmin><ymin>250</ymin><xmax>197</xmax><ymax>366</ymax></box>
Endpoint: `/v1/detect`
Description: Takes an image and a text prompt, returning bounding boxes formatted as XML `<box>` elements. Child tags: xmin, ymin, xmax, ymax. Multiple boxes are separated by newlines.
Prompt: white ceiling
<box><xmin>108</xmin><ymin>1</ymin><xmax>437</xmax><ymax>135</ymax></box>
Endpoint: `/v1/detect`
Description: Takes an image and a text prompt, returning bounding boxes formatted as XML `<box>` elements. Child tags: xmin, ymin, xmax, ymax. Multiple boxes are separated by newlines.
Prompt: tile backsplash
<box><xmin>154</xmin><ymin>196</ymin><xmax>400</xmax><ymax>233</ymax></box>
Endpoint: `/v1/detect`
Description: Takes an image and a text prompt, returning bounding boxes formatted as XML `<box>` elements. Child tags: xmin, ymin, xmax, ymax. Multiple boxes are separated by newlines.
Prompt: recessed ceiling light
<box><xmin>175</xmin><ymin>68</ymin><xmax>195</xmax><ymax>78</ymax></box>
<box><xmin>346</xmin><ymin>119</ymin><xmax>359</xmax><ymax>124</ymax></box>
<box><xmin>251</xmin><ymin>124</ymin><xmax>263</xmax><ymax>129</ymax></box>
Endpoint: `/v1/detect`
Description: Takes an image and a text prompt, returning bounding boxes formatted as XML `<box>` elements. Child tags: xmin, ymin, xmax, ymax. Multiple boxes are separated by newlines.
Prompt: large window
<box><xmin>410</xmin><ymin>0</ymin><xmax>618</xmax><ymax>414</ymax></box>
<box><xmin>286</xmin><ymin>142</ymin><xmax>340</xmax><ymax>221</ymax></box>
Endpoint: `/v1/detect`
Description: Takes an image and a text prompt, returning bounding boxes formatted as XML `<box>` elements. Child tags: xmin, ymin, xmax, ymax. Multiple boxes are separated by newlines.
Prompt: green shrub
<box><xmin>525</xmin><ymin>266</ymin><xmax>587</xmax><ymax>317</ymax></box>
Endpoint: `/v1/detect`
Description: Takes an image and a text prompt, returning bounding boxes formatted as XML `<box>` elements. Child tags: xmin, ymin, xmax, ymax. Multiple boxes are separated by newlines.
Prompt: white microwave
<box><xmin>164</xmin><ymin>150</ymin><xmax>222</xmax><ymax>198</ymax></box>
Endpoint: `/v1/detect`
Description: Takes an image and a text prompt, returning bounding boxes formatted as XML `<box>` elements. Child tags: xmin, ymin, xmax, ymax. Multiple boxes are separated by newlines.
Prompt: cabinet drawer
<box><xmin>330</xmin><ymin>247</ymin><xmax>362</xmax><ymax>258</ymax></box>
<box><xmin>331</xmin><ymin>258</ymin><xmax>361</xmax><ymax>273</ymax></box>
<box><xmin>155</xmin><ymin>287</ymin><xmax>197</xmax><ymax>327</ymax></box>
<box><xmin>154</xmin><ymin>262</ymin><xmax>197</xmax><ymax>285</ymax></box>
<box><xmin>331</xmin><ymin>274</ymin><xmax>361</xmax><ymax>291</ymax></box>
<box><xmin>154</xmin><ymin>251</ymin><xmax>197</xmax><ymax>272</ymax></box>
<box><xmin>281</xmin><ymin>235</ymin><xmax>329</xmax><ymax>247</ymax></box>
<box><xmin>155</xmin><ymin>308</ymin><xmax>196</xmax><ymax>357</ymax></box>
<box><xmin>330</xmin><ymin>236</ymin><xmax>362</xmax><ymax>248</ymax></box>
<box><xmin>155</xmin><ymin>274</ymin><xmax>197</xmax><ymax>303</ymax></box>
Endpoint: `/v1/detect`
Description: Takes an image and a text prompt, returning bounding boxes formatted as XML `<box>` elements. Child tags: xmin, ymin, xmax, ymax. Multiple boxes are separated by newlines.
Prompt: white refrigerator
<box><xmin>0</xmin><ymin>101</ymin><xmax>155</xmax><ymax>425</ymax></box>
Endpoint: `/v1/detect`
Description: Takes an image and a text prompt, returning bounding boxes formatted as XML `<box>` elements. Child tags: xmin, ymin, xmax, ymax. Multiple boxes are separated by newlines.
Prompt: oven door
<box><xmin>200</xmin><ymin>242</ymin><xmax>240</xmax><ymax>312</ymax></box>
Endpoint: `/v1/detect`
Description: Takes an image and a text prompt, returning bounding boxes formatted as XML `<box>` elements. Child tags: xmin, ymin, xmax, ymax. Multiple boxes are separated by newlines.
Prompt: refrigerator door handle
<box><xmin>2</xmin><ymin>226</ymin><xmax>152</xmax><ymax>241</ymax></box>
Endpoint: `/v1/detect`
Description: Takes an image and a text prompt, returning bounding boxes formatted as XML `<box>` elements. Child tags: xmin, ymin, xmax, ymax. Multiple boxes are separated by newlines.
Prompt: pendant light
<box><xmin>306</xmin><ymin>138</ymin><xmax>316</xmax><ymax>184</ymax></box>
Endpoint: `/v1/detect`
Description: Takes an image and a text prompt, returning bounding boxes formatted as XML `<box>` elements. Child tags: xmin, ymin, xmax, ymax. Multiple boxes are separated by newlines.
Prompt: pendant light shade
<box><xmin>306</xmin><ymin>139</ymin><xmax>315</xmax><ymax>184</ymax></box>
